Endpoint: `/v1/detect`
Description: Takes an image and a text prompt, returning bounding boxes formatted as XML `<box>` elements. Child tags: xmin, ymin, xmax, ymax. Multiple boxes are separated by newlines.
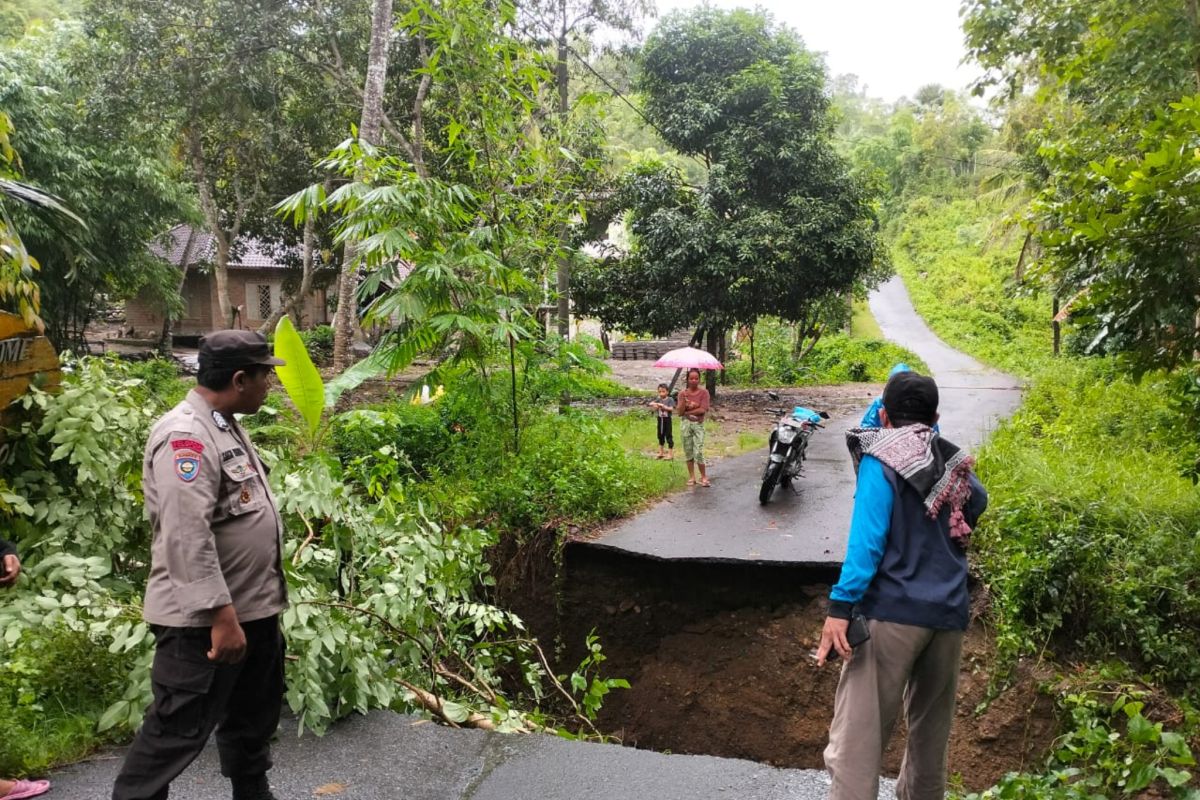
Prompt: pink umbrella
<box><xmin>653</xmin><ymin>346</ymin><xmax>723</xmax><ymax>370</ymax></box>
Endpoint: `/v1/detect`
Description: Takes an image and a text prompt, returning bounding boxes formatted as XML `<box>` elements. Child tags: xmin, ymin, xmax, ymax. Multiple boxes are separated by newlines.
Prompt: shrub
<box><xmin>330</xmin><ymin>402</ymin><xmax>453</xmax><ymax>480</ymax></box>
<box><xmin>121</xmin><ymin>357</ymin><xmax>190</xmax><ymax>407</ymax></box>
<box><xmin>974</xmin><ymin>360</ymin><xmax>1200</xmax><ymax>686</ymax></box>
<box><xmin>0</xmin><ymin>625</ymin><xmax>134</xmax><ymax>775</ymax></box>
<box><xmin>299</xmin><ymin>324</ymin><xmax>334</xmax><ymax>365</ymax></box>
<box><xmin>725</xmin><ymin>319</ymin><xmax>927</xmax><ymax>386</ymax></box>
<box><xmin>954</xmin><ymin>687</ymin><xmax>1197</xmax><ymax>800</ymax></box>
<box><xmin>437</xmin><ymin>408</ymin><xmax>645</xmax><ymax>535</ymax></box>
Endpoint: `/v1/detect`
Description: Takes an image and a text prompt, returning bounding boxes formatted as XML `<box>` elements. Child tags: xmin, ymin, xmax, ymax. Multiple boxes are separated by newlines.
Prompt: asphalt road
<box><xmin>587</xmin><ymin>276</ymin><xmax>1022</xmax><ymax>566</ymax></box>
<box><xmin>48</xmin><ymin>711</ymin><xmax>896</xmax><ymax>800</ymax></box>
<box><xmin>869</xmin><ymin>276</ymin><xmax>1023</xmax><ymax>450</ymax></box>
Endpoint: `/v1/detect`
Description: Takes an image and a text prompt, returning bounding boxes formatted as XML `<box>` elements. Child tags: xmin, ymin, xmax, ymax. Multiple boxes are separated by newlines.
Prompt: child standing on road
<box><xmin>649</xmin><ymin>383</ymin><xmax>675</xmax><ymax>460</ymax></box>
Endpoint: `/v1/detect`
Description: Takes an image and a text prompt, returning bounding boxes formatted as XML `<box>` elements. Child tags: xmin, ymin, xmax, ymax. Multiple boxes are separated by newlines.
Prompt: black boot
<box><xmin>231</xmin><ymin>773</ymin><xmax>279</xmax><ymax>800</ymax></box>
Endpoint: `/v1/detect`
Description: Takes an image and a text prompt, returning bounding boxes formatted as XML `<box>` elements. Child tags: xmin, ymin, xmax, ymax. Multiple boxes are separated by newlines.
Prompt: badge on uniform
<box><xmin>211</xmin><ymin>411</ymin><xmax>230</xmax><ymax>431</ymax></box>
<box><xmin>227</xmin><ymin>461</ymin><xmax>254</xmax><ymax>479</ymax></box>
<box><xmin>173</xmin><ymin>448</ymin><xmax>202</xmax><ymax>482</ymax></box>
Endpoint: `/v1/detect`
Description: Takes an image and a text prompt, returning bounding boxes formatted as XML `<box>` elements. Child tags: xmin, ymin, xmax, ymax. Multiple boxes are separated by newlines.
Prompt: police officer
<box><xmin>113</xmin><ymin>331</ymin><xmax>288</xmax><ymax>800</ymax></box>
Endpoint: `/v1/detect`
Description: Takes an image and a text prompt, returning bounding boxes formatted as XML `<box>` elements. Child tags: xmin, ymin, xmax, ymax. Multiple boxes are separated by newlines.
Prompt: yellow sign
<box><xmin>0</xmin><ymin>312</ymin><xmax>61</xmax><ymax>466</ymax></box>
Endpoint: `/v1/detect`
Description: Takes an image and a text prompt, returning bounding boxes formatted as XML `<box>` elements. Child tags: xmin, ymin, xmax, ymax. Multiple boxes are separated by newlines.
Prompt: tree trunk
<box><xmin>718</xmin><ymin>330</ymin><xmax>728</xmax><ymax>386</ymax></box>
<box><xmin>795</xmin><ymin>323</ymin><xmax>825</xmax><ymax>361</ymax></box>
<box><xmin>159</xmin><ymin>226</ymin><xmax>199</xmax><ymax>354</ymax></box>
<box><xmin>213</xmin><ymin>236</ymin><xmax>234</xmax><ymax>327</ymax></box>
<box><xmin>260</xmin><ymin>207</ymin><xmax>321</xmax><ymax>334</ymax></box>
<box><xmin>749</xmin><ymin>327</ymin><xmax>756</xmax><ymax>384</ymax></box>
<box><xmin>1052</xmin><ymin>294</ymin><xmax>1061</xmax><ymax>357</ymax></box>
<box><xmin>187</xmin><ymin>129</ymin><xmax>235</xmax><ymax>328</ymax></box>
<box><xmin>333</xmin><ymin>0</ymin><xmax>395</xmax><ymax>370</ymax></box>
<box><xmin>705</xmin><ymin>328</ymin><xmax>719</xmax><ymax>399</ymax></box>
<box><xmin>554</xmin><ymin>2</ymin><xmax>571</xmax><ymax>340</ymax></box>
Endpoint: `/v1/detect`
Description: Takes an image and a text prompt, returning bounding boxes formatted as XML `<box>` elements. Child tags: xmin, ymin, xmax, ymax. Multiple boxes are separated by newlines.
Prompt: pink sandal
<box><xmin>1</xmin><ymin>780</ymin><xmax>51</xmax><ymax>800</ymax></box>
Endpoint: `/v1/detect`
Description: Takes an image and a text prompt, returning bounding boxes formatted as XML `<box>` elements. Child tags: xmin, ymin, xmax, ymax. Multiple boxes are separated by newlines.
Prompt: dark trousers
<box><xmin>656</xmin><ymin>415</ymin><xmax>674</xmax><ymax>448</ymax></box>
<box><xmin>113</xmin><ymin>616</ymin><xmax>284</xmax><ymax>800</ymax></box>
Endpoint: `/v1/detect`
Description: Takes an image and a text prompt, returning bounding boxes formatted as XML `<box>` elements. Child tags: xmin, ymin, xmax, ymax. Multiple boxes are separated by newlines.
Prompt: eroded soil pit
<box><xmin>498</xmin><ymin>544</ymin><xmax>1060</xmax><ymax>794</ymax></box>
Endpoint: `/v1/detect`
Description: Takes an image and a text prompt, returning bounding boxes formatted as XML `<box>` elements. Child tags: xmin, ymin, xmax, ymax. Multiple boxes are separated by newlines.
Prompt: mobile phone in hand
<box><xmin>815</xmin><ymin>614</ymin><xmax>870</xmax><ymax>661</ymax></box>
<box><xmin>846</xmin><ymin>613</ymin><xmax>870</xmax><ymax>648</ymax></box>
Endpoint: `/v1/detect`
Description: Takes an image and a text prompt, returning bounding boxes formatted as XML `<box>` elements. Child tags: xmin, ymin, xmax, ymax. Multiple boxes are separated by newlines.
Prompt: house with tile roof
<box><xmin>125</xmin><ymin>224</ymin><xmax>331</xmax><ymax>338</ymax></box>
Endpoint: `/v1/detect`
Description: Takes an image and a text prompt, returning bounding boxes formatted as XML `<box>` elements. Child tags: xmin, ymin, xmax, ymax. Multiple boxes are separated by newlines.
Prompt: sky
<box><xmin>647</xmin><ymin>0</ymin><xmax>983</xmax><ymax>103</ymax></box>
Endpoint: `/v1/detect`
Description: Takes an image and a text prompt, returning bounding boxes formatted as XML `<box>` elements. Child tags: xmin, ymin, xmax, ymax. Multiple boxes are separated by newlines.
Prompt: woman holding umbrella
<box><xmin>676</xmin><ymin>368</ymin><xmax>711</xmax><ymax>487</ymax></box>
<box><xmin>652</xmin><ymin>346</ymin><xmax>722</xmax><ymax>487</ymax></box>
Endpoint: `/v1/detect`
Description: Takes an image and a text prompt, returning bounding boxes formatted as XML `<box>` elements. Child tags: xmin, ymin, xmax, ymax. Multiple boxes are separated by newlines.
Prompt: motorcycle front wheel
<box><xmin>759</xmin><ymin>461</ymin><xmax>783</xmax><ymax>504</ymax></box>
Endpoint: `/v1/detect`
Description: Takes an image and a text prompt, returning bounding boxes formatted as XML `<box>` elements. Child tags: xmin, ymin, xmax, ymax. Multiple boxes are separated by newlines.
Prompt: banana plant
<box><xmin>271</xmin><ymin>316</ymin><xmax>398</xmax><ymax>448</ymax></box>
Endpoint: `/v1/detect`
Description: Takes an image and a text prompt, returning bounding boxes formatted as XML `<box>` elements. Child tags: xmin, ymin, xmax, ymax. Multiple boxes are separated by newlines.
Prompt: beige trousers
<box><xmin>824</xmin><ymin>619</ymin><xmax>964</xmax><ymax>800</ymax></box>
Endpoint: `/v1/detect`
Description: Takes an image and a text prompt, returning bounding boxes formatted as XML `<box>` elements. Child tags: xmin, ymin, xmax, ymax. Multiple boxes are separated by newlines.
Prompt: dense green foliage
<box><xmin>962</xmin><ymin>0</ymin><xmax>1200</xmax><ymax>372</ymax></box>
<box><xmin>1</xmin><ymin>26</ymin><xmax>190</xmax><ymax>349</ymax></box>
<box><xmin>0</xmin><ymin>0</ymin><xmax>77</xmax><ymax>42</ymax></box>
<box><xmin>954</xmin><ymin>690</ymin><xmax>1198</xmax><ymax>800</ymax></box>
<box><xmin>974</xmin><ymin>361</ymin><xmax>1200</xmax><ymax>687</ymax></box>
<box><xmin>723</xmin><ymin>320</ymin><xmax>927</xmax><ymax>386</ymax></box>
<box><xmin>0</xmin><ymin>625</ymin><xmax>133</xmax><ymax>775</ymax></box>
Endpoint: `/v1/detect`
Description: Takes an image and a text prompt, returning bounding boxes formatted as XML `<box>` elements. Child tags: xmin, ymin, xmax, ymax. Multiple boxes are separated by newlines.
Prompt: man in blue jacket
<box><xmin>816</xmin><ymin>371</ymin><xmax>988</xmax><ymax>800</ymax></box>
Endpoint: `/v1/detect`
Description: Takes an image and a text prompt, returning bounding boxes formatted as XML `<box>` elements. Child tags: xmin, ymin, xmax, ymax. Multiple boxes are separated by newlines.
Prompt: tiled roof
<box><xmin>149</xmin><ymin>223</ymin><xmax>298</xmax><ymax>270</ymax></box>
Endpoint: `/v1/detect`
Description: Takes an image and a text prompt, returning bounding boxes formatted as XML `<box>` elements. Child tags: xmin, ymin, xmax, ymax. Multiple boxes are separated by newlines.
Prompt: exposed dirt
<box><xmin>496</xmin><ymin>546</ymin><xmax>1060</xmax><ymax>793</ymax></box>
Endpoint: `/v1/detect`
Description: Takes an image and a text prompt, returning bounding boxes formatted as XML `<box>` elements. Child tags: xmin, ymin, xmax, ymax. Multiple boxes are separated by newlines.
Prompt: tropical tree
<box><xmin>281</xmin><ymin>0</ymin><xmax>606</xmax><ymax>450</ymax></box>
<box><xmin>573</xmin><ymin>7</ymin><xmax>887</xmax><ymax>393</ymax></box>
<box><xmin>85</xmin><ymin>0</ymin><xmax>331</xmax><ymax>330</ymax></box>
<box><xmin>0</xmin><ymin>28</ymin><xmax>188</xmax><ymax>349</ymax></box>
<box><xmin>328</xmin><ymin>0</ymin><xmax>398</xmax><ymax>371</ymax></box>
<box><xmin>962</xmin><ymin>0</ymin><xmax>1200</xmax><ymax>370</ymax></box>
<box><xmin>517</xmin><ymin>0</ymin><xmax>653</xmax><ymax>339</ymax></box>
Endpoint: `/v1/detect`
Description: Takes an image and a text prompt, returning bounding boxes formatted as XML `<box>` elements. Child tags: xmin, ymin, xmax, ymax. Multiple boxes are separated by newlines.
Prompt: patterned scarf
<box><xmin>846</xmin><ymin>424</ymin><xmax>977</xmax><ymax>546</ymax></box>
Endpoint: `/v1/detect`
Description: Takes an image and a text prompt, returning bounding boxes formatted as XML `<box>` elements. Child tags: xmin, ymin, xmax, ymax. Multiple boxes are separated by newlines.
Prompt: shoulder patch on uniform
<box><xmin>171</xmin><ymin>438</ymin><xmax>205</xmax><ymax>453</ymax></box>
<box><xmin>174</xmin><ymin>449</ymin><xmax>202</xmax><ymax>482</ymax></box>
<box><xmin>211</xmin><ymin>411</ymin><xmax>230</xmax><ymax>431</ymax></box>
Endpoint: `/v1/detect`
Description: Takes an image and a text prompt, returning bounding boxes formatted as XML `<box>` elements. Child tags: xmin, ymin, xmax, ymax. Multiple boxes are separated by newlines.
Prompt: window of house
<box><xmin>246</xmin><ymin>282</ymin><xmax>280</xmax><ymax>321</ymax></box>
<box><xmin>256</xmin><ymin>284</ymin><xmax>273</xmax><ymax>320</ymax></box>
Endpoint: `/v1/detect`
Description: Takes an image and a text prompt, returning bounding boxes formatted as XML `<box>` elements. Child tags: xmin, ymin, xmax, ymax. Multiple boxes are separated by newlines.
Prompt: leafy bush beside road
<box><xmin>0</xmin><ymin>351</ymin><xmax>675</xmax><ymax>774</ymax></box>
<box><xmin>974</xmin><ymin>360</ymin><xmax>1200</xmax><ymax>686</ymax></box>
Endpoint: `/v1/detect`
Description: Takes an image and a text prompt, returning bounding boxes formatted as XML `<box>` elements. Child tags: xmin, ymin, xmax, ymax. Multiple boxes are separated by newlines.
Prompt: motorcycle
<box><xmin>759</xmin><ymin>391</ymin><xmax>830</xmax><ymax>504</ymax></box>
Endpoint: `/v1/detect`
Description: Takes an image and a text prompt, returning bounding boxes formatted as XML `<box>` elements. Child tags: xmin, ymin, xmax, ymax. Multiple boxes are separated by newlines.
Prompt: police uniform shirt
<box><xmin>141</xmin><ymin>389</ymin><xmax>287</xmax><ymax>627</ymax></box>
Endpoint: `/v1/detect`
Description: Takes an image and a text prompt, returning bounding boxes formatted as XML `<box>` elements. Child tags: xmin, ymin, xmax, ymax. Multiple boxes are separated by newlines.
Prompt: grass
<box><xmin>850</xmin><ymin>300</ymin><xmax>883</xmax><ymax>340</ymax></box>
<box><xmin>604</xmin><ymin>410</ymin><xmax>768</xmax><ymax>497</ymax></box>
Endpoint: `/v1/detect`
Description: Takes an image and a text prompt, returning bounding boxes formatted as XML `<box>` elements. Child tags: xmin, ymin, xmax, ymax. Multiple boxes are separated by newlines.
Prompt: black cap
<box><xmin>882</xmin><ymin>371</ymin><xmax>938</xmax><ymax>423</ymax></box>
<box><xmin>198</xmin><ymin>330</ymin><xmax>286</xmax><ymax>370</ymax></box>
